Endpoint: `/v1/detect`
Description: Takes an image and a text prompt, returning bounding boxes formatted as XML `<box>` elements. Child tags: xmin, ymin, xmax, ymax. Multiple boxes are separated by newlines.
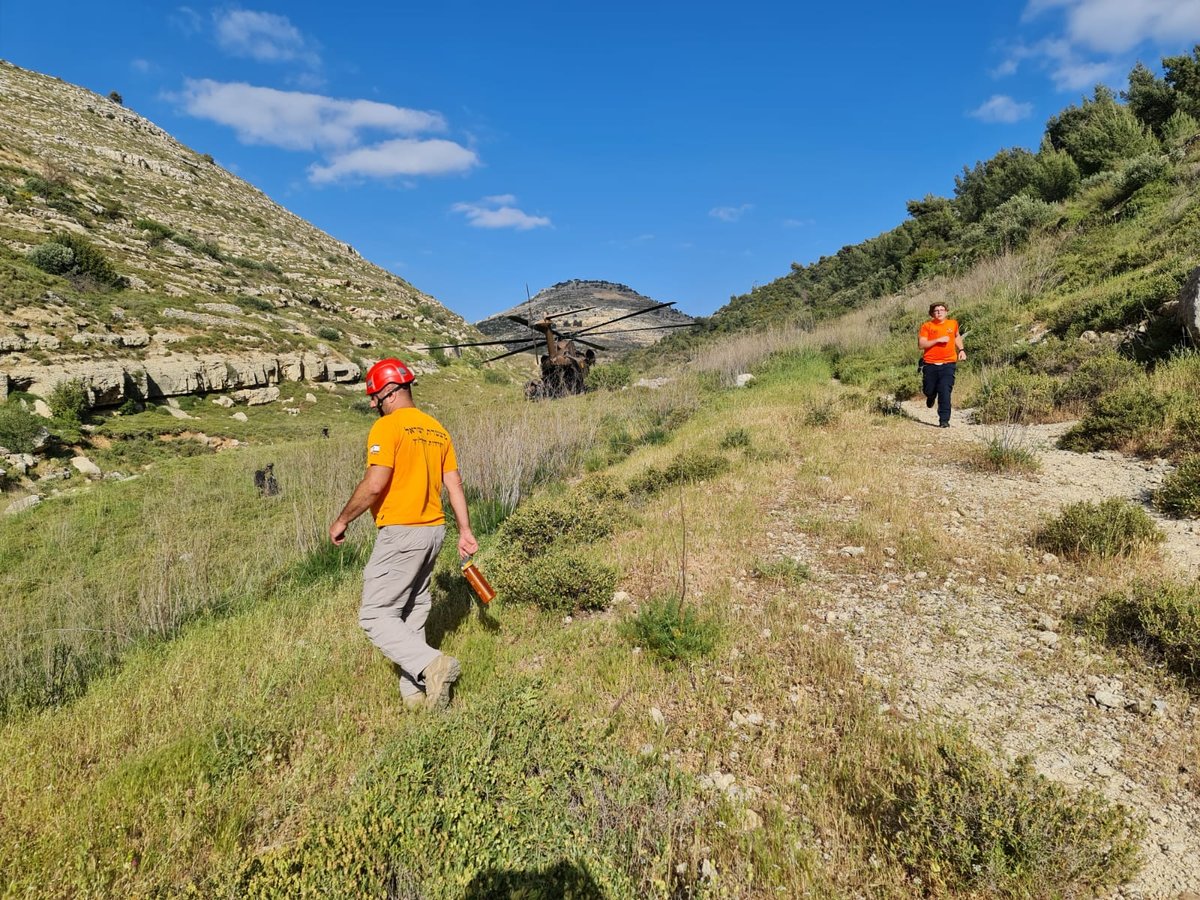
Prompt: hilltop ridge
<box><xmin>474</xmin><ymin>279</ymin><xmax>694</xmax><ymax>354</ymax></box>
<box><xmin>0</xmin><ymin>60</ymin><xmax>473</xmax><ymax>406</ymax></box>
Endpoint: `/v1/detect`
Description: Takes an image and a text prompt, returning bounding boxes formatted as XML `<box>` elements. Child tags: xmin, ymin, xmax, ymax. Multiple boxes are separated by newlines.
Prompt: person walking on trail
<box><xmin>329</xmin><ymin>358</ymin><xmax>478</xmax><ymax>710</ymax></box>
<box><xmin>918</xmin><ymin>303</ymin><xmax>966</xmax><ymax>428</ymax></box>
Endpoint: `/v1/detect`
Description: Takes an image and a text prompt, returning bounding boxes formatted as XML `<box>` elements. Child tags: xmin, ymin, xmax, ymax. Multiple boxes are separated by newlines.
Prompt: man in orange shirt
<box><xmin>329</xmin><ymin>358</ymin><xmax>478</xmax><ymax>710</ymax></box>
<box><xmin>918</xmin><ymin>303</ymin><xmax>966</xmax><ymax>428</ymax></box>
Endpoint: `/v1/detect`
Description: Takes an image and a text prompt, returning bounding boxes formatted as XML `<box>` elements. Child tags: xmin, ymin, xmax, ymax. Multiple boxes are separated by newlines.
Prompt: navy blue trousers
<box><xmin>922</xmin><ymin>362</ymin><xmax>957</xmax><ymax>425</ymax></box>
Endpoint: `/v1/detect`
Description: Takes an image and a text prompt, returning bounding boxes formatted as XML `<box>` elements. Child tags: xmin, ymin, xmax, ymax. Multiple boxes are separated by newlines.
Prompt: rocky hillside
<box><xmin>475</xmin><ymin>279</ymin><xmax>694</xmax><ymax>354</ymax></box>
<box><xmin>0</xmin><ymin>61</ymin><xmax>473</xmax><ymax>407</ymax></box>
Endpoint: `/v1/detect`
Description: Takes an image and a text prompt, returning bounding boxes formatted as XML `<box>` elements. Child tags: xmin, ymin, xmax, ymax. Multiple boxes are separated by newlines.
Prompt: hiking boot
<box><xmin>925</xmin><ymin>394</ymin><xmax>935</xmax><ymax>408</ymax></box>
<box><xmin>939</xmin><ymin>422</ymin><xmax>950</xmax><ymax>428</ymax></box>
<box><xmin>422</xmin><ymin>654</ymin><xmax>461</xmax><ymax>710</ymax></box>
<box><xmin>402</xmin><ymin>692</ymin><xmax>426</xmax><ymax>710</ymax></box>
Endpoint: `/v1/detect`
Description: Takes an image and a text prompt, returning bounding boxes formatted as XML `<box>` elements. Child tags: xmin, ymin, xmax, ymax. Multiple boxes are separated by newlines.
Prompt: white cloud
<box><xmin>995</xmin><ymin>37</ymin><xmax>1117</xmax><ymax>92</ymax></box>
<box><xmin>311</xmin><ymin>139</ymin><xmax>479</xmax><ymax>182</ymax></box>
<box><xmin>709</xmin><ymin>204</ymin><xmax>753</xmax><ymax>222</ymax></box>
<box><xmin>130</xmin><ymin>58</ymin><xmax>155</xmax><ymax>74</ymax></box>
<box><xmin>452</xmin><ymin>196</ymin><xmax>551</xmax><ymax>230</ymax></box>
<box><xmin>782</xmin><ymin>217</ymin><xmax>815</xmax><ymax>228</ymax></box>
<box><xmin>1025</xmin><ymin>0</ymin><xmax>1200</xmax><ymax>55</ymax></box>
<box><xmin>214</xmin><ymin>9</ymin><xmax>320</xmax><ymax>65</ymax></box>
<box><xmin>969</xmin><ymin>94</ymin><xmax>1034</xmax><ymax>123</ymax></box>
<box><xmin>179</xmin><ymin>80</ymin><xmax>446</xmax><ymax>150</ymax></box>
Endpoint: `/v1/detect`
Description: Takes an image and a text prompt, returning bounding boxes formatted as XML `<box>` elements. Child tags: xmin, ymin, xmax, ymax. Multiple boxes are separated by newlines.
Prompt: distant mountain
<box><xmin>474</xmin><ymin>279</ymin><xmax>693</xmax><ymax>356</ymax></box>
<box><xmin>0</xmin><ymin>61</ymin><xmax>474</xmax><ymax>405</ymax></box>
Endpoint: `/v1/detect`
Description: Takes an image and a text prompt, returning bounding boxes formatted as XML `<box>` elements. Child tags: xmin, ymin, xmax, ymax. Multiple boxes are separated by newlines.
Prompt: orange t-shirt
<box><xmin>365</xmin><ymin>408</ymin><xmax>458</xmax><ymax>527</ymax></box>
<box><xmin>919</xmin><ymin>318</ymin><xmax>959</xmax><ymax>364</ymax></box>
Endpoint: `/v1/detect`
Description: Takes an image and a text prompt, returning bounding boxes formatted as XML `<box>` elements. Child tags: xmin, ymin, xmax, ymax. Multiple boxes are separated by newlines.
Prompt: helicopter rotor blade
<box><xmin>567</xmin><ymin>322</ymin><xmax>698</xmax><ymax>338</ymax></box>
<box><xmin>486</xmin><ymin>341</ymin><xmax>542</xmax><ymax>363</ymax></box>
<box><xmin>565</xmin><ymin>336</ymin><xmax>608</xmax><ymax>351</ymax></box>
<box><xmin>568</xmin><ymin>302</ymin><xmax>677</xmax><ymax>337</ymax></box>
<box><xmin>422</xmin><ymin>336</ymin><xmax>537</xmax><ymax>350</ymax></box>
<box><xmin>544</xmin><ymin>305</ymin><xmax>599</xmax><ymax>320</ymax></box>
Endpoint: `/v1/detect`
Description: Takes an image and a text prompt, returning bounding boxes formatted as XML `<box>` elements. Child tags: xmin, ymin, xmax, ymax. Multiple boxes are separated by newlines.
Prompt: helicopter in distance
<box><xmin>423</xmin><ymin>282</ymin><xmax>696</xmax><ymax>399</ymax></box>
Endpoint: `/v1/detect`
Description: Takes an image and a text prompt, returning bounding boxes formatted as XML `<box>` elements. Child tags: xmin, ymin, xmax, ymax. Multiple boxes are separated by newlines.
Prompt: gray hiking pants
<box><xmin>360</xmin><ymin>524</ymin><xmax>445</xmax><ymax>697</ymax></box>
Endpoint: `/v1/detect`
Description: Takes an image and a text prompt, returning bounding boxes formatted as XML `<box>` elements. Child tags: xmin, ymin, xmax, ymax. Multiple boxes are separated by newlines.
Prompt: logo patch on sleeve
<box><xmin>369</xmin><ymin>444</ymin><xmax>381</xmax><ymax>454</ymax></box>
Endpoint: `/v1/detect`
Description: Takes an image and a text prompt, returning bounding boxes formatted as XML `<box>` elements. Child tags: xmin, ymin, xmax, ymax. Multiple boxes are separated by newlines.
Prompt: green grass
<box><xmin>621</xmin><ymin>596</ymin><xmax>721</xmax><ymax>663</ymax></box>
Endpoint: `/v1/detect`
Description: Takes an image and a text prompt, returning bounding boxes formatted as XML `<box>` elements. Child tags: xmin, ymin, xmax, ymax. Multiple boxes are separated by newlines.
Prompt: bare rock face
<box><xmin>1178</xmin><ymin>265</ymin><xmax>1200</xmax><ymax>345</ymax></box>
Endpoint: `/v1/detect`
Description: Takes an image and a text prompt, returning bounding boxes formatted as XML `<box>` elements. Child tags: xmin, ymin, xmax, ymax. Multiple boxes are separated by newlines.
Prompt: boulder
<box><xmin>1178</xmin><ymin>265</ymin><xmax>1200</xmax><ymax>345</ymax></box>
<box><xmin>233</xmin><ymin>386</ymin><xmax>280</xmax><ymax>406</ymax></box>
<box><xmin>33</xmin><ymin>399</ymin><xmax>52</xmax><ymax>418</ymax></box>
<box><xmin>734</xmin><ymin>373</ymin><xmax>755</xmax><ymax>388</ymax></box>
<box><xmin>4</xmin><ymin>495</ymin><xmax>41</xmax><ymax>515</ymax></box>
<box><xmin>70</xmin><ymin>456</ymin><xmax>102</xmax><ymax>478</ymax></box>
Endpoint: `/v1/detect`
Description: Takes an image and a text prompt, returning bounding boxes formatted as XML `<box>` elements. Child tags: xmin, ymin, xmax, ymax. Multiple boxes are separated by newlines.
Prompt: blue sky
<box><xmin>2</xmin><ymin>1</ymin><xmax>1199</xmax><ymax>321</ymax></box>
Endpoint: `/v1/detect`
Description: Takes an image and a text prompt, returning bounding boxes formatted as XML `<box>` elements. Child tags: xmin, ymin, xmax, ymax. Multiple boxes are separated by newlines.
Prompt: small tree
<box><xmin>48</xmin><ymin>379</ymin><xmax>88</xmax><ymax>424</ymax></box>
<box><xmin>107</xmin><ymin>91</ymin><xmax>123</xmax><ymax>105</ymax></box>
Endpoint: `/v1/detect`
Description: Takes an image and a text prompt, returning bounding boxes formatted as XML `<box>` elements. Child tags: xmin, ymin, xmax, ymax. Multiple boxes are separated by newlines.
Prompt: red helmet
<box><xmin>365</xmin><ymin>357</ymin><xmax>415</xmax><ymax>395</ymax></box>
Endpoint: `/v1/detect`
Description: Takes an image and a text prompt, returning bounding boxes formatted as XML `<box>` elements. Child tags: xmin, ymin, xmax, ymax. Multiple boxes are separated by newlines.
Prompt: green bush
<box><xmin>973</xmin><ymin>434</ymin><xmax>1040</xmax><ymax>473</ymax></box>
<box><xmin>1087</xmin><ymin>580</ymin><xmax>1200</xmax><ymax>681</ymax></box>
<box><xmin>882</xmin><ymin>734</ymin><xmax>1142</xmax><ymax>895</ymax></box>
<box><xmin>1036</xmin><ymin>498</ymin><xmax>1163</xmax><ymax>558</ymax></box>
<box><xmin>1055</xmin><ymin>353</ymin><xmax>1140</xmax><ymax>408</ymax></box>
<box><xmin>628</xmin><ymin>450</ymin><xmax>729</xmax><ymax>495</ymax></box>
<box><xmin>48</xmin><ymin>378</ymin><xmax>88</xmax><ymax>424</ymax></box>
<box><xmin>0</xmin><ymin>402</ymin><xmax>45</xmax><ymax>454</ymax></box>
<box><xmin>495</xmin><ymin>492</ymin><xmax>615</xmax><ymax>558</ymax></box>
<box><xmin>1155</xmin><ymin>456</ymin><xmax>1200</xmax><ymax>518</ymax></box>
<box><xmin>804</xmin><ymin>404</ymin><xmax>839</xmax><ymax>426</ymax></box>
<box><xmin>41</xmin><ymin>231</ymin><xmax>127</xmax><ymax>289</ymax></box>
<box><xmin>585</xmin><ymin>362</ymin><xmax>632</xmax><ymax>391</ymax></box>
<box><xmin>974</xmin><ymin>370</ymin><xmax>1058</xmax><ymax>424</ymax></box>
<box><xmin>1116</xmin><ymin>153</ymin><xmax>1170</xmax><ymax>199</ymax></box>
<box><xmin>26</xmin><ymin>242</ymin><xmax>75</xmax><ymax>275</ymax></box>
<box><xmin>490</xmin><ymin>544</ymin><xmax>617</xmax><ymax>612</ymax></box>
<box><xmin>134</xmin><ymin>217</ymin><xmax>175</xmax><ymax>244</ymax></box>
<box><xmin>750</xmin><ymin>557</ymin><xmax>811</xmax><ymax>584</ymax></box>
<box><xmin>718</xmin><ymin>427</ymin><xmax>751</xmax><ymax>450</ymax></box>
<box><xmin>1059</xmin><ymin>385</ymin><xmax>1165</xmax><ymax>453</ymax></box>
<box><xmin>316</xmin><ymin>326</ymin><xmax>341</xmax><ymax>341</ymax></box>
<box><xmin>964</xmin><ymin>194</ymin><xmax>1059</xmax><ymax>255</ymax></box>
<box><xmin>621</xmin><ymin>596</ymin><xmax>720</xmax><ymax>663</ymax></box>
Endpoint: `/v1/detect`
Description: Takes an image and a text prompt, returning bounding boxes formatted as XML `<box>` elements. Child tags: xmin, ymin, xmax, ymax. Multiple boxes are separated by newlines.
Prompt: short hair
<box><xmin>929</xmin><ymin>303</ymin><xmax>948</xmax><ymax>316</ymax></box>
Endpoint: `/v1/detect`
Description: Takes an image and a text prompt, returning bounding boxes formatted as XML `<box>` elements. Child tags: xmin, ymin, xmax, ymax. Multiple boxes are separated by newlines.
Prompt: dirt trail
<box><xmin>785</xmin><ymin>402</ymin><xmax>1200</xmax><ymax>898</ymax></box>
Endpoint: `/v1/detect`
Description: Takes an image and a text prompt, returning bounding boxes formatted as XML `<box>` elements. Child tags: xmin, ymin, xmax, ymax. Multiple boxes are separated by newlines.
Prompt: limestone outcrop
<box><xmin>5</xmin><ymin>352</ymin><xmax>361</xmax><ymax>408</ymax></box>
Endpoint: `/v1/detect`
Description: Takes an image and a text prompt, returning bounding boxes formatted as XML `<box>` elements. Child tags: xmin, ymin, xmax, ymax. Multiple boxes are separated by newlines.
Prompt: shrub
<box><xmin>1116</xmin><ymin>153</ymin><xmax>1170</xmax><ymax>198</ymax></box>
<box><xmin>26</xmin><ymin>242</ymin><xmax>75</xmax><ymax>275</ymax></box>
<box><xmin>43</xmin><ymin>231</ymin><xmax>127</xmax><ymax>289</ymax></box>
<box><xmin>490</xmin><ymin>544</ymin><xmax>617</xmax><ymax>612</ymax></box>
<box><xmin>316</xmin><ymin>326</ymin><xmax>341</xmax><ymax>341</ymax></box>
<box><xmin>48</xmin><ymin>378</ymin><xmax>88</xmax><ymax>424</ymax></box>
<box><xmin>621</xmin><ymin>596</ymin><xmax>720</xmax><ymax>663</ymax></box>
<box><xmin>963</xmin><ymin>194</ymin><xmax>1059</xmax><ymax>256</ymax></box>
<box><xmin>974</xmin><ymin>370</ymin><xmax>1057</xmax><ymax>424</ymax></box>
<box><xmin>805</xmin><ymin>404</ymin><xmax>839</xmax><ymax>426</ymax></box>
<box><xmin>628</xmin><ymin>451</ymin><xmax>729</xmax><ymax>496</ymax></box>
<box><xmin>718</xmin><ymin>427</ymin><xmax>751</xmax><ymax>450</ymax></box>
<box><xmin>134</xmin><ymin>217</ymin><xmax>175</xmax><ymax>244</ymax></box>
<box><xmin>107</xmin><ymin>91</ymin><xmax>123</xmax><ymax>105</ymax></box>
<box><xmin>482</xmin><ymin>368</ymin><xmax>508</xmax><ymax>385</ymax></box>
<box><xmin>0</xmin><ymin>402</ymin><xmax>45</xmax><ymax>454</ymax></box>
<box><xmin>1058</xmin><ymin>385</ymin><xmax>1165</xmax><ymax>453</ymax></box>
<box><xmin>586</xmin><ymin>362</ymin><xmax>632</xmax><ymax>391</ymax></box>
<box><xmin>973</xmin><ymin>430</ymin><xmax>1040</xmax><ymax>473</ymax></box>
<box><xmin>1036</xmin><ymin>498</ymin><xmax>1163</xmax><ymax>558</ymax></box>
<box><xmin>1155</xmin><ymin>456</ymin><xmax>1200</xmax><ymax>518</ymax></box>
<box><xmin>750</xmin><ymin>557</ymin><xmax>811</xmax><ymax>584</ymax></box>
<box><xmin>1055</xmin><ymin>353</ymin><xmax>1140</xmax><ymax>409</ymax></box>
<box><xmin>882</xmin><ymin>734</ymin><xmax>1142</xmax><ymax>895</ymax></box>
<box><xmin>495</xmin><ymin>492</ymin><xmax>615</xmax><ymax>558</ymax></box>
<box><xmin>1087</xmin><ymin>580</ymin><xmax>1200</xmax><ymax>681</ymax></box>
